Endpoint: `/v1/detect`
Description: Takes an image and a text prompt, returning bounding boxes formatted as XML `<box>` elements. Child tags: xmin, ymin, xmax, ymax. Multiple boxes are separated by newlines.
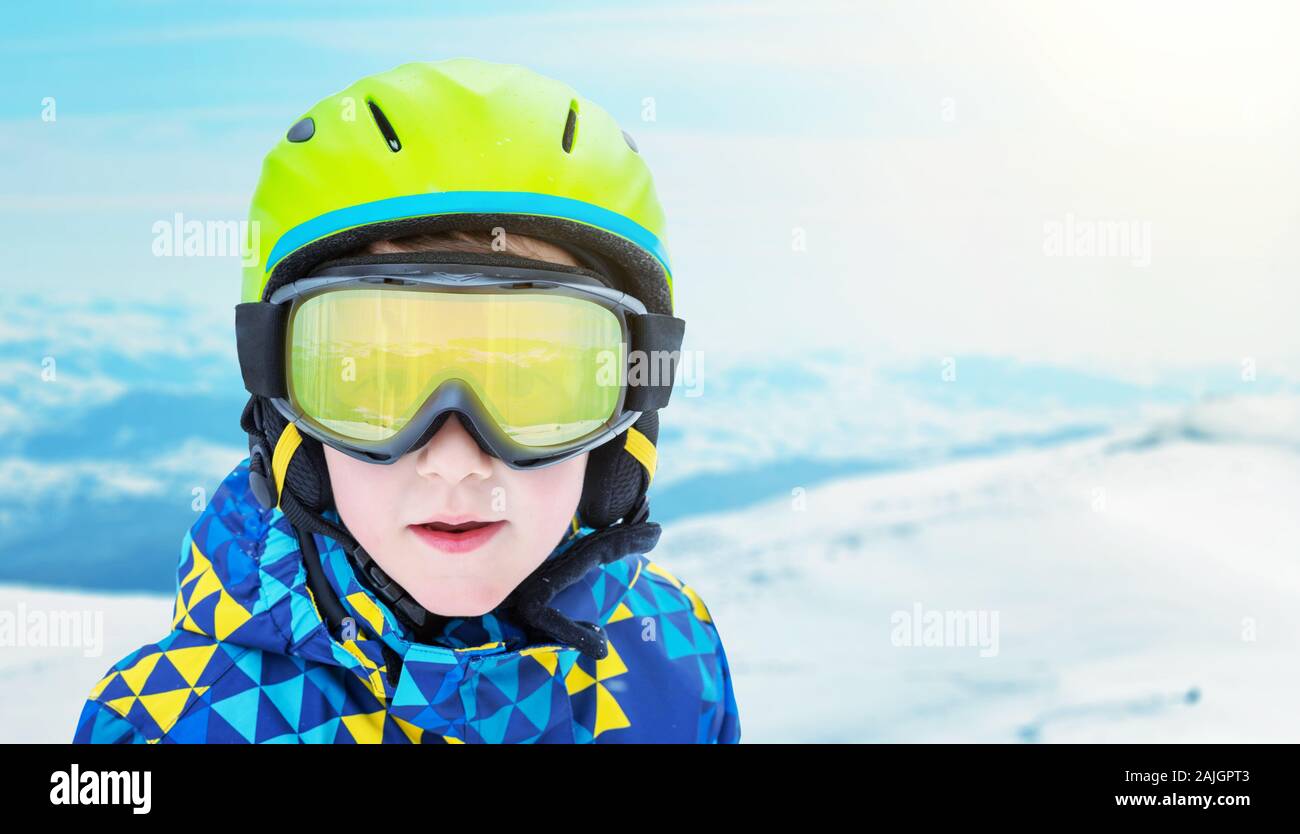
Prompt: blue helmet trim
<box><xmin>264</xmin><ymin>190</ymin><xmax>670</xmax><ymax>275</ymax></box>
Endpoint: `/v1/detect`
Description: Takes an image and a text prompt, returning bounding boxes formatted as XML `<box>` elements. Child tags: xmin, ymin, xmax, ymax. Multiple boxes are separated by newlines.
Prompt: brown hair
<box><xmin>355</xmin><ymin>229</ymin><xmax>581</xmax><ymax>266</ymax></box>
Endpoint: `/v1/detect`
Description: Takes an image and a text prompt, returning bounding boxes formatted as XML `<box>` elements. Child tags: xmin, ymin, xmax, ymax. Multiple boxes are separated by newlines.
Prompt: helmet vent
<box><xmin>367</xmin><ymin>99</ymin><xmax>402</xmax><ymax>152</ymax></box>
<box><xmin>286</xmin><ymin>117</ymin><xmax>315</xmax><ymax>143</ymax></box>
<box><xmin>561</xmin><ymin>100</ymin><xmax>579</xmax><ymax>153</ymax></box>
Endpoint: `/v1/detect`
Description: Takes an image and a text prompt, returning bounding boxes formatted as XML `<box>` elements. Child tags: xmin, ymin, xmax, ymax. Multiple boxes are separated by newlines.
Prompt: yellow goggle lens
<box><xmin>288</xmin><ymin>288</ymin><xmax>625</xmax><ymax>447</ymax></box>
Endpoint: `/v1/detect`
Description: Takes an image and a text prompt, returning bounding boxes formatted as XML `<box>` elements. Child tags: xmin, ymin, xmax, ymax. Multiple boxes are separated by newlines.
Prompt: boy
<box><xmin>72</xmin><ymin>59</ymin><xmax>740</xmax><ymax>744</ymax></box>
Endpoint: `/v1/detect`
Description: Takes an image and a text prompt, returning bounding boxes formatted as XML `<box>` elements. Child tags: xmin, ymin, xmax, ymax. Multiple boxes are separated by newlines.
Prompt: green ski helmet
<box><xmin>238</xmin><ymin>58</ymin><xmax>677</xmax><ymax>538</ymax></box>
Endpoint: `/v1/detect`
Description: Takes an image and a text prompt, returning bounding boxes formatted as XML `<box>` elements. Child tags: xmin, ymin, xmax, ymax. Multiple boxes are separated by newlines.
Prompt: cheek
<box><xmin>501</xmin><ymin>453</ymin><xmax>587</xmax><ymax>541</ymax></box>
<box><xmin>323</xmin><ymin>446</ymin><xmax>402</xmax><ymax>544</ymax></box>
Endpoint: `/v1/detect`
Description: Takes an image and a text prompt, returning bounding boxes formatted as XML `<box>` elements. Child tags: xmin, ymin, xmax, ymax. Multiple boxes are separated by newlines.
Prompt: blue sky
<box><xmin>2</xmin><ymin>1</ymin><xmax>1299</xmax><ymax>593</ymax></box>
<box><xmin>5</xmin><ymin>0</ymin><xmax>1299</xmax><ymax>378</ymax></box>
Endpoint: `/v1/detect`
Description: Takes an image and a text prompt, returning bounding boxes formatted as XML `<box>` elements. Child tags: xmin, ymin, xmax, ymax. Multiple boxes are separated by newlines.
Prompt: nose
<box><xmin>411</xmin><ymin>414</ymin><xmax>495</xmax><ymax>484</ymax></box>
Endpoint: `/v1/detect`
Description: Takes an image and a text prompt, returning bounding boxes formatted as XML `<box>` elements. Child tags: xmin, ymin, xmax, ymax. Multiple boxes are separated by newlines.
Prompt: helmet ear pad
<box><xmin>246</xmin><ymin>396</ymin><xmax>660</xmax><ymax>529</ymax></box>
<box><xmin>253</xmin><ymin>400</ymin><xmax>334</xmax><ymax>514</ymax></box>
<box><xmin>578</xmin><ymin>410</ymin><xmax>658</xmax><ymax>529</ymax></box>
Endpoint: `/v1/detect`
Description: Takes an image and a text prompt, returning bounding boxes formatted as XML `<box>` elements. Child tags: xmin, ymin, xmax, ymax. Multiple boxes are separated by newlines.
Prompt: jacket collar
<box><xmin>183</xmin><ymin>460</ymin><xmax>645</xmax><ymax>735</ymax></box>
<box><xmin>288</xmin><ymin>510</ymin><xmax>644</xmax><ymax>709</ymax></box>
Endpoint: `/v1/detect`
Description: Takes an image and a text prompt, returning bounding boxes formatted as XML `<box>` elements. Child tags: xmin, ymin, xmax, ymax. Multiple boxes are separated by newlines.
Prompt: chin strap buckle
<box><xmin>508</xmin><ymin>509</ymin><xmax>662</xmax><ymax>660</ymax></box>
<box><xmin>248</xmin><ymin>441</ymin><xmax>277</xmax><ymax>510</ymax></box>
<box><xmin>351</xmin><ymin>546</ymin><xmax>428</xmax><ymax>630</ymax></box>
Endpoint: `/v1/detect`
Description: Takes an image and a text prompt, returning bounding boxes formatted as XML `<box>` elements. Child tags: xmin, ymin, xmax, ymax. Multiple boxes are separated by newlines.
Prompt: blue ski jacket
<box><xmin>73</xmin><ymin>460</ymin><xmax>740</xmax><ymax>743</ymax></box>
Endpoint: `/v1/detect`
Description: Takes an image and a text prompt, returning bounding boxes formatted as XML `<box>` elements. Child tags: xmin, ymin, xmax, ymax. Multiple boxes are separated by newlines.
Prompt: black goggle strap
<box><xmin>620</xmin><ymin>311</ymin><xmax>686</xmax><ymax>414</ymax></box>
<box><xmin>236</xmin><ymin>302</ymin><xmax>297</xmax><ymax>510</ymax></box>
<box><xmin>235</xmin><ymin>301</ymin><xmax>289</xmax><ymax>400</ymax></box>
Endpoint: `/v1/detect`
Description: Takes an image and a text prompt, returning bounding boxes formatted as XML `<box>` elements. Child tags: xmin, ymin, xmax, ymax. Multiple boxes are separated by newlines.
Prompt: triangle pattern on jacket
<box><xmin>73</xmin><ymin>460</ymin><xmax>740</xmax><ymax>744</ymax></box>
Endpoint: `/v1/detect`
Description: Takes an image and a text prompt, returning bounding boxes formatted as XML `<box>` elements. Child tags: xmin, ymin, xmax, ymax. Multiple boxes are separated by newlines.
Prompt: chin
<box><xmin>414</xmin><ymin>583</ymin><xmax>507</xmax><ymax>619</ymax></box>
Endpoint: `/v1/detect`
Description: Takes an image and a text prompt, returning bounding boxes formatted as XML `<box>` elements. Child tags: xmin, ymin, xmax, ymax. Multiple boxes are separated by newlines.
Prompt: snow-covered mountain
<box><xmin>4</xmin><ymin>293</ymin><xmax>1278</xmax><ymax>594</ymax></box>
<box><xmin>660</xmin><ymin>396</ymin><xmax>1300</xmax><ymax>742</ymax></box>
<box><xmin>10</xmin><ymin>396</ymin><xmax>1300</xmax><ymax>742</ymax></box>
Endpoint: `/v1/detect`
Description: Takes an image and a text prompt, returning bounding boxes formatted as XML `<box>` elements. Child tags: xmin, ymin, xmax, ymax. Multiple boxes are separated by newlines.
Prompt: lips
<box><xmin>408</xmin><ymin>519</ymin><xmax>505</xmax><ymax>554</ymax></box>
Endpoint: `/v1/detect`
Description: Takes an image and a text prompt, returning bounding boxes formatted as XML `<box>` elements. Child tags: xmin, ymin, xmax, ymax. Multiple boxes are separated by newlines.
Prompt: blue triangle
<box><xmin>475</xmin><ymin>703</ymin><xmax>515</xmax><ymax>744</ymax></box>
<box><xmin>167</xmin><ymin>701</ymin><xmax>212</xmax><ymax>744</ymax></box>
<box><xmin>254</xmin><ymin>690</ymin><xmax>297</xmax><ymax>742</ymax></box>
<box><xmin>210</xmin><ymin>685</ymin><xmax>261</xmax><ymax>742</ymax></box>
<box><xmin>687</xmin><ymin>615</ymin><xmax>714</xmax><ymax>654</ymax></box>
<box><xmin>234</xmin><ymin>647</ymin><xmax>263</xmax><ymax>683</ymax></box>
<box><xmin>306</xmin><ymin>666</ymin><xmax>348</xmax><ymax>713</ymax></box>
<box><xmin>661</xmin><ymin>616</ymin><xmax>694</xmax><ymax>660</ymax></box>
<box><xmin>299</xmin><ymin>717</ymin><xmax>339</xmax><ymax>744</ymax></box>
<box><xmin>514</xmin><ymin>680</ymin><xmax>556</xmax><ymax>734</ymax></box>
<box><xmin>697</xmin><ymin>655</ymin><xmax>719</xmax><ymax>701</ymax></box>
<box><xmin>479</xmin><ymin>657</ymin><xmax>520</xmax><ymax>703</ymax></box>
<box><xmin>262</xmin><ymin>674</ymin><xmax>305</xmax><ymax>730</ymax></box>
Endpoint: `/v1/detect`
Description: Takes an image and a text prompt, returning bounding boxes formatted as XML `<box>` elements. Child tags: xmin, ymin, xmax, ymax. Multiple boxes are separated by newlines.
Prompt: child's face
<box><xmin>324</xmin><ymin>420</ymin><xmax>587</xmax><ymax>617</ymax></box>
<box><xmin>320</xmin><ymin>233</ymin><xmax>591</xmax><ymax>618</ymax></box>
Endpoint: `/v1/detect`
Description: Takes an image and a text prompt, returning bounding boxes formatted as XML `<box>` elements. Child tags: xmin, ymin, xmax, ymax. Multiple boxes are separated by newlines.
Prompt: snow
<box><xmin>6</xmin><ymin>396</ymin><xmax>1300</xmax><ymax>742</ymax></box>
<box><xmin>662</xmin><ymin>400</ymin><xmax>1300</xmax><ymax>742</ymax></box>
<box><xmin>0</xmin><ymin>585</ymin><xmax>171</xmax><ymax>743</ymax></box>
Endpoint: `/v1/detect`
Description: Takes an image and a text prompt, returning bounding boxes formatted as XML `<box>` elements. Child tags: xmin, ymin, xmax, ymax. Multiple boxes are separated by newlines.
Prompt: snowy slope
<box><xmin>661</xmin><ymin>397</ymin><xmax>1300</xmax><ymax>742</ymax></box>
<box><xmin>0</xmin><ymin>584</ymin><xmax>171</xmax><ymax>744</ymax></box>
<box><xmin>6</xmin><ymin>397</ymin><xmax>1300</xmax><ymax>743</ymax></box>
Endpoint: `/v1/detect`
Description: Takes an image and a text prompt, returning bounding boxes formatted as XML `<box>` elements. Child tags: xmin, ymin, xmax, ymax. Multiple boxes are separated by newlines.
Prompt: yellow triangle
<box><xmin>346</xmin><ymin>591</ymin><xmax>388</xmax><ymax>636</ymax></box>
<box><xmin>391</xmin><ymin>714</ymin><xmax>424</xmax><ymax>744</ymax></box>
<box><xmin>104</xmin><ymin>695</ymin><xmax>136</xmax><ymax>719</ymax></box>
<box><xmin>368</xmin><ymin>669</ymin><xmax>388</xmax><ymax>703</ymax></box>
<box><xmin>88</xmin><ymin>671</ymin><xmax>117</xmax><ymax>700</ymax></box>
<box><xmin>178</xmin><ymin>612</ymin><xmax>204</xmax><ymax>636</ymax></box>
<box><xmin>593</xmin><ymin>683</ymin><xmax>631</xmax><ymax>738</ymax></box>
<box><xmin>681</xmin><ymin>585</ymin><xmax>713</xmax><ymax>623</ymax></box>
<box><xmin>523</xmin><ymin>647</ymin><xmax>560</xmax><ymax>675</ymax></box>
<box><xmin>644</xmin><ymin>560</ymin><xmax>683</xmax><ymax>589</ymax></box>
<box><xmin>162</xmin><ymin>643</ymin><xmax>220</xmax><ymax>688</ymax></box>
<box><xmin>565</xmin><ymin>660</ymin><xmax>597</xmax><ymax>695</ymax></box>
<box><xmin>171</xmin><ymin>588</ymin><xmax>188</xmax><ymax>629</ymax></box>
<box><xmin>341</xmin><ymin>639</ymin><xmax>378</xmax><ymax>671</ymax></box>
<box><xmin>189</xmin><ymin>568</ymin><xmax>223</xmax><ymax>608</ymax></box>
<box><xmin>607</xmin><ymin>602</ymin><xmax>633</xmax><ymax>624</ymax></box>
<box><xmin>442</xmin><ymin>735</ymin><xmax>465</xmax><ymax>744</ymax></box>
<box><xmin>179</xmin><ymin>541</ymin><xmax>211</xmax><ymax>587</ymax></box>
<box><xmin>213</xmin><ymin>590</ymin><xmax>252</xmax><ymax>641</ymax></box>
<box><xmin>340</xmin><ymin>710</ymin><xmax>387</xmax><ymax>744</ymax></box>
<box><xmin>455</xmin><ymin>641</ymin><xmax>504</xmax><ymax>653</ymax></box>
<box><xmin>118</xmin><ymin>651</ymin><xmax>162</xmax><ymax>695</ymax></box>
<box><xmin>138</xmin><ymin>688</ymin><xmax>194</xmax><ymax>733</ymax></box>
<box><xmin>595</xmin><ymin>638</ymin><xmax>628</xmax><ymax>681</ymax></box>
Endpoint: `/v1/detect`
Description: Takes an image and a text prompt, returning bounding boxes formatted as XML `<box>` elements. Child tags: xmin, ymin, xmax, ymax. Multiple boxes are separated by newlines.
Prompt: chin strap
<box><xmin>279</xmin><ymin>486</ymin><xmax>432</xmax><ymax>632</ymax></box>
<box><xmin>282</xmin><ymin>476</ymin><xmax>660</xmax><ymax>667</ymax></box>
<box><xmin>256</xmin><ymin>397</ymin><xmax>662</xmax><ymax>664</ymax></box>
<box><xmin>501</xmin><ymin>497</ymin><xmax>660</xmax><ymax>660</ymax></box>
<box><xmin>249</xmin><ymin>398</ymin><xmax>664</xmax><ymax>698</ymax></box>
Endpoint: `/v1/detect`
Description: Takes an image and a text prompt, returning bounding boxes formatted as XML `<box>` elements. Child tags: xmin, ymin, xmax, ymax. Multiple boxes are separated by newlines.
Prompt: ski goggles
<box><xmin>236</xmin><ymin>257</ymin><xmax>685</xmax><ymax>468</ymax></box>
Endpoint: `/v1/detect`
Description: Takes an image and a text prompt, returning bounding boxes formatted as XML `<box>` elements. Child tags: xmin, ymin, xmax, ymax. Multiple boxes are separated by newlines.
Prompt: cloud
<box><xmin>0</xmin><ymin>438</ymin><xmax>246</xmax><ymax>507</ymax></box>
